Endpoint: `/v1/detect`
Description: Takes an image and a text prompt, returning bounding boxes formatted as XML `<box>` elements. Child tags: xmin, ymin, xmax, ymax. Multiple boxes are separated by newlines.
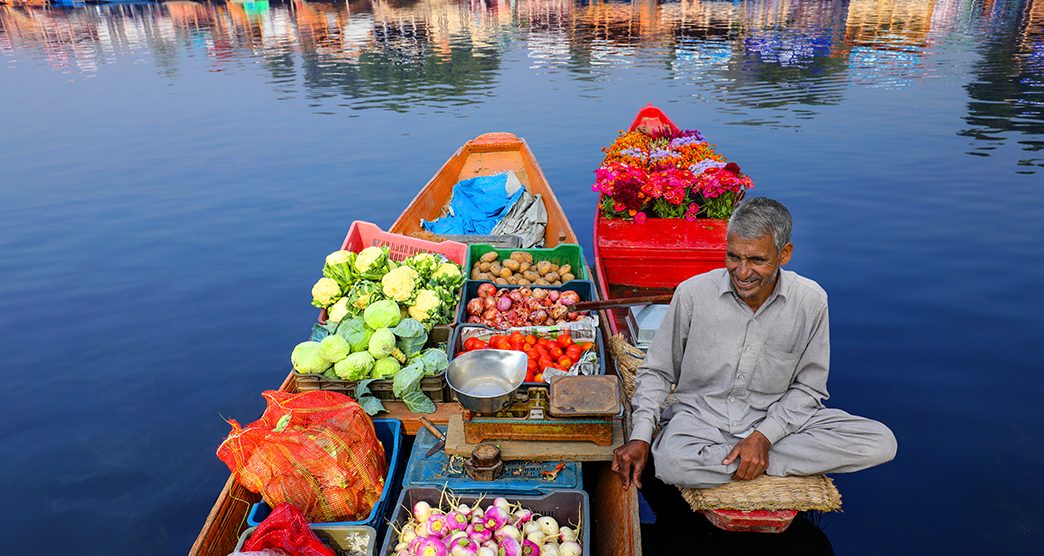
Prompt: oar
<box><xmin>571</xmin><ymin>293</ymin><xmax>674</xmax><ymax>312</ymax></box>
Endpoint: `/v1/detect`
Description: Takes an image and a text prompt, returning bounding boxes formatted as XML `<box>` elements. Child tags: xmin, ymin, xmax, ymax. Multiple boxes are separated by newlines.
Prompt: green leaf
<box><xmin>354</xmin><ymin>378</ymin><xmax>380</xmax><ymax>399</ymax></box>
<box><xmin>390</xmin><ymin>318</ymin><xmax>428</xmax><ymax>356</ymax></box>
<box><xmin>310</xmin><ymin>323</ymin><xmax>333</xmax><ymax>342</ymax></box>
<box><xmin>273</xmin><ymin>414</ymin><xmax>291</xmax><ymax>433</ymax></box>
<box><xmin>401</xmin><ymin>389</ymin><xmax>436</xmax><ymax>414</ymax></box>
<box><xmin>358</xmin><ymin>395</ymin><xmax>385</xmax><ymax>416</ymax></box>
<box><xmin>416</xmin><ymin>348</ymin><xmax>449</xmax><ymax>376</ymax></box>
<box><xmin>392</xmin><ymin>361</ymin><xmax>425</xmax><ymax>398</ymax></box>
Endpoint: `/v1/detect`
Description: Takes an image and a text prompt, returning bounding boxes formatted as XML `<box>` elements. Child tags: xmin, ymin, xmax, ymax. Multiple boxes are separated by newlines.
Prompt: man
<box><xmin>612</xmin><ymin>197</ymin><xmax>896</xmax><ymax>490</ymax></box>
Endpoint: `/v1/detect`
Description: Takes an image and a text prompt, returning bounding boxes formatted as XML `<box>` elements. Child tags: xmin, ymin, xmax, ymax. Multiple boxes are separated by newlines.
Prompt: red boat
<box><xmin>592</xmin><ymin>104</ymin><xmax>798</xmax><ymax>534</ymax></box>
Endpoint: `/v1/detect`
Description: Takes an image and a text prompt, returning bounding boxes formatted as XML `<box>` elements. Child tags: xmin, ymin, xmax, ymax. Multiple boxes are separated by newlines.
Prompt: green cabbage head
<box><xmin>336</xmin><ymin>316</ymin><xmax>373</xmax><ymax>353</ymax></box>
<box><xmin>371</xmin><ymin>356</ymin><xmax>401</xmax><ymax>379</ymax></box>
<box><xmin>291</xmin><ymin>341</ymin><xmax>331</xmax><ymax>374</ymax></box>
<box><xmin>368</xmin><ymin>327</ymin><xmax>398</xmax><ymax>359</ymax></box>
<box><xmin>334</xmin><ymin>351</ymin><xmax>375</xmax><ymax>380</ymax></box>
<box><xmin>319</xmin><ymin>334</ymin><xmax>351</xmax><ymax>363</ymax></box>
<box><xmin>364</xmin><ymin>299</ymin><xmax>402</xmax><ymax>330</ymax></box>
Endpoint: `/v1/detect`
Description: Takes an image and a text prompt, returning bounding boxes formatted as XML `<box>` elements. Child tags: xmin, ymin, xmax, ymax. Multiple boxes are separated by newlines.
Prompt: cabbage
<box><xmin>371</xmin><ymin>356</ymin><xmax>401</xmax><ymax>379</ymax></box>
<box><xmin>334</xmin><ymin>351</ymin><xmax>375</xmax><ymax>380</ymax></box>
<box><xmin>390</xmin><ymin>318</ymin><xmax>428</xmax><ymax>356</ymax></box>
<box><xmin>364</xmin><ymin>299</ymin><xmax>402</xmax><ymax>330</ymax></box>
<box><xmin>368</xmin><ymin>327</ymin><xmax>398</xmax><ymax>360</ymax></box>
<box><xmin>336</xmin><ymin>316</ymin><xmax>373</xmax><ymax>353</ymax></box>
<box><xmin>413</xmin><ymin>347</ymin><xmax>450</xmax><ymax>376</ymax></box>
<box><xmin>319</xmin><ymin>334</ymin><xmax>351</xmax><ymax>363</ymax></box>
<box><xmin>291</xmin><ymin>341</ymin><xmax>331</xmax><ymax>374</ymax></box>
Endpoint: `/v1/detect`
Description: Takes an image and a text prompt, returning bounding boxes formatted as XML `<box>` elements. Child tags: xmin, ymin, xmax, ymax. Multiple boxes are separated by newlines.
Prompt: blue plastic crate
<box><xmin>449</xmin><ymin>324</ymin><xmax>607</xmax><ymax>387</ymax></box>
<box><xmin>456</xmin><ymin>279</ymin><xmax>597</xmax><ymax>326</ymax></box>
<box><xmin>403</xmin><ymin>424</ymin><xmax>582</xmax><ymax>495</ymax></box>
<box><xmin>246</xmin><ymin>418</ymin><xmax>404</xmax><ymax>538</ymax></box>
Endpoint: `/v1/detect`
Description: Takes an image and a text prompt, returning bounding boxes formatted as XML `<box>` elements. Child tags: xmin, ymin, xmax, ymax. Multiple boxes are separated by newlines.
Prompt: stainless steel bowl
<box><xmin>446</xmin><ymin>350</ymin><xmax>527</xmax><ymax>414</ymax></box>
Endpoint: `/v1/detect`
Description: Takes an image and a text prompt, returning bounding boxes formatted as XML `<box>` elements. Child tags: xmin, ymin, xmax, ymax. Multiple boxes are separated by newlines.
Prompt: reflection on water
<box><xmin>2</xmin><ymin>0</ymin><xmax>1043</xmax><ymax>165</ymax></box>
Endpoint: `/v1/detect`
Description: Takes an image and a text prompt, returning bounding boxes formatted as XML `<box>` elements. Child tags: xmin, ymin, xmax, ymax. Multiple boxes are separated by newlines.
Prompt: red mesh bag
<box><xmin>242</xmin><ymin>503</ymin><xmax>334</xmax><ymax>556</ymax></box>
<box><xmin>217</xmin><ymin>390</ymin><xmax>387</xmax><ymax>522</ymax></box>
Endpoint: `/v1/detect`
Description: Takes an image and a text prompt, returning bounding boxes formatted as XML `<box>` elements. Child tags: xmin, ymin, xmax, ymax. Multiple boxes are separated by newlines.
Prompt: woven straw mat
<box><xmin>608</xmin><ymin>334</ymin><xmax>842</xmax><ymax>513</ymax></box>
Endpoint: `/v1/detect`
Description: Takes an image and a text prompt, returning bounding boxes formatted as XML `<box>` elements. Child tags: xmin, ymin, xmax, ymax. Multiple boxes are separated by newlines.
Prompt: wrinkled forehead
<box><xmin>726</xmin><ymin>232</ymin><xmax>778</xmax><ymax>257</ymax></box>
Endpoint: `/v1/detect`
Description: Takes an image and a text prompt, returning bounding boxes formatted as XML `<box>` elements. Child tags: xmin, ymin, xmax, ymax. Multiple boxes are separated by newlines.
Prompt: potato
<box><xmin>552</xmin><ymin>280</ymin><xmax>562</xmax><ymax>286</ymax></box>
<box><xmin>476</xmin><ymin>272</ymin><xmax>491</xmax><ymax>281</ymax></box>
<box><xmin>550</xmin><ymin>264</ymin><xmax>560</xmax><ymax>274</ymax></box>
<box><xmin>561</xmin><ymin>272</ymin><xmax>576</xmax><ymax>282</ymax></box>
<box><xmin>470</xmin><ymin>268</ymin><xmax>484</xmax><ymax>279</ymax></box>
<box><xmin>494</xmin><ymin>277</ymin><xmax>508</xmax><ymax>285</ymax></box>
<box><xmin>536</xmin><ymin>261</ymin><xmax>552</xmax><ymax>277</ymax></box>
<box><xmin>544</xmin><ymin>271</ymin><xmax>561</xmax><ymax>284</ymax></box>
<box><xmin>519</xmin><ymin>262</ymin><xmax>531</xmax><ymax>273</ymax></box>
<box><xmin>480</xmin><ymin>251</ymin><xmax>499</xmax><ymax>263</ymax></box>
<box><xmin>510</xmin><ymin>251</ymin><xmax>533</xmax><ymax>264</ymax></box>
<box><xmin>558</xmin><ymin>264</ymin><xmax>572</xmax><ymax>276</ymax></box>
<box><xmin>535</xmin><ymin>278</ymin><xmax>550</xmax><ymax>286</ymax></box>
<box><xmin>522</xmin><ymin>270</ymin><xmax>540</xmax><ymax>282</ymax></box>
<box><xmin>503</xmin><ymin>259</ymin><xmax>521</xmax><ymax>272</ymax></box>
<box><xmin>489</xmin><ymin>262</ymin><xmax>503</xmax><ymax>275</ymax></box>
<box><xmin>517</xmin><ymin>278</ymin><xmax>531</xmax><ymax>286</ymax></box>
<box><xmin>499</xmin><ymin>267</ymin><xmax>513</xmax><ymax>279</ymax></box>
<box><xmin>479</xmin><ymin>262</ymin><xmax>492</xmax><ymax>272</ymax></box>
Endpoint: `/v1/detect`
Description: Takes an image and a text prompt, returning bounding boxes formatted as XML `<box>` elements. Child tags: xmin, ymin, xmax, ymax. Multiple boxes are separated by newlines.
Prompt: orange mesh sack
<box><xmin>217</xmin><ymin>390</ymin><xmax>387</xmax><ymax>522</ymax></box>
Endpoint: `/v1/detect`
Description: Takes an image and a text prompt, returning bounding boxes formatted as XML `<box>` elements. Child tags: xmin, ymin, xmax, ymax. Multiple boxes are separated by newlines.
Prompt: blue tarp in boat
<box><xmin>422</xmin><ymin>172</ymin><xmax>525</xmax><ymax>236</ymax></box>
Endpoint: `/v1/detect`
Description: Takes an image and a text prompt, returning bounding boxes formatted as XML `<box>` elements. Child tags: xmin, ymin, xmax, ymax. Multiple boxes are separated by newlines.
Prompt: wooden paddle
<box><xmin>571</xmin><ymin>293</ymin><xmax>674</xmax><ymax>312</ymax></box>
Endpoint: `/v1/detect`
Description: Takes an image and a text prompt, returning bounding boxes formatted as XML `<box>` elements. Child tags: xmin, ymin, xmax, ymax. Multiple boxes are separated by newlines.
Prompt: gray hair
<box><xmin>728</xmin><ymin>197</ymin><xmax>792</xmax><ymax>252</ymax></box>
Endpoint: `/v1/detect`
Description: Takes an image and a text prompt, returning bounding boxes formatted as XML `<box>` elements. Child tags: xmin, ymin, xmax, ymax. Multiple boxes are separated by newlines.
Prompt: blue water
<box><xmin>2</xmin><ymin>0</ymin><xmax>1042</xmax><ymax>553</ymax></box>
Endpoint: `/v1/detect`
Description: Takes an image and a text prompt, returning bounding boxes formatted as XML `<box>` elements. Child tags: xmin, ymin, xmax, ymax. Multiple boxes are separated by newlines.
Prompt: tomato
<box><xmin>534</xmin><ymin>372</ymin><xmax>544</xmax><ymax>383</ymax></box>
<box><xmin>463</xmin><ymin>337</ymin><xmax>482</xmax><ymax>351</ymax></box>
<box><xmin>524</xmin><ymin>334</ymin><xmax>537</xmax><ymax>346</ymax></box>
<box><xmin>556</xmin><ymin>334</ymin><xmax>573</xmax><ymax>348</ymax></box>
<box><xmin>538</xmin><ymin>357</ymin><xmax>554</xmax><ymax>371</ymax></box>
<box><xmin>510</xmin><ymin>331</ymin><xmax>525</xmax><ymax>342</ymax></box>
<box><xmin>473</xmin><ymin>340</ymin><xmax>488</xmax><ymax>350</ymax></box>
<box><xmin>525</xmin><ymin>348</ymin><xmax>540</xmax><ymax>361</ymax></box>
<box><xmin>492</xmin><ymin>337</ymin><xmax>512</xmax><ymax>350</ymax></box>
<box><xmin>510</xmin><ymin>338</ymin><xmax>524</xmax><ymax>351</ymax></box>
<box><xmin>527</xmin><ymin>359</ymin><xmax>538</xmax><ymax>372</ymax></box>
<box><xmin>579</xmin><ymin>342</ymin><xmax>595</xmax><ymax>352</ymax></box>
<box><xmin>548</xmin><ymin>346</ymin><xmax>564</xmax><ymax>359</ymax></box>
<box><xmin>536</xmin><ymin>338</ymin><xmax>552</xmax><ymax>349</ymax></box>
<box><xmin>536</xmin><ymin>347</ymin><xmax>549</xmax><ymax>359</ymax></box>
<box><xmin>558</xmin><ymin>355</ymin><xmax>573</xmax><ymax>368</ymax></box>
<box><xmin>565</xmin><ymin>345</ymin><xmax>583</xmax><ymax>360</ymax></box>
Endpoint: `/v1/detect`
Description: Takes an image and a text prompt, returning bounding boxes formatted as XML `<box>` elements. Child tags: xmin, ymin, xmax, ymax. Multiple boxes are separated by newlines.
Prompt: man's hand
<box><xmin>611</xmin><ymin>440</ymin><xmax>650</xmax><ymax>489</ymax></box>
<box><xmin>722</xmin><ymin>431</ymin><xmax>772</xmax><ymax>481</ymax></box>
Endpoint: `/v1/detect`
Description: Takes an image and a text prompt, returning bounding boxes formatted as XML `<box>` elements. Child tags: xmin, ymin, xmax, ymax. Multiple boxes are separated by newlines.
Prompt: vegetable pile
<box><xmin>469</xmin><ymin>251</ymin><xmax>577</xmax><ymax>286</ymax></box>
<box><xmin>291</xmin><ymin>306</ymin><xmax>449</xmax><ymax>414</ymax></box>
<box><xmin>458</xmin><ymin>331</ymin><xmax>595</xmax><ymax>384</ymax></box>
<box><xmin>312</xmin><ymin>247</ymin><xmax>466</xmax><ymax>328</ymax></box>
<box><xmin>464</xmin><ymin>284</ymin><xmax>587</xmax><ymax>329</ymax></box>
<box><xmin>392</xmin><ymin>494</ymin><xmax>583</xmax><ymax>556</ymax></box>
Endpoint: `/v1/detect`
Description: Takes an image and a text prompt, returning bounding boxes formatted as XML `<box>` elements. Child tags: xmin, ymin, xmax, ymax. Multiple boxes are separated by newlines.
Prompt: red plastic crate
<box><xmin>340</xmin><ymin>220</ymin><xmax>467</xmax><ymax>264</ymax></box>
<box><xmin>594</xmin><ymin>213</ymin><xmax>727</xmax><ymax>289</ymax></box>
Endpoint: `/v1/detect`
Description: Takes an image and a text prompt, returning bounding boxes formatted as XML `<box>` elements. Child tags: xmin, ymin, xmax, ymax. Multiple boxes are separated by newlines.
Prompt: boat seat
<box><xmin>678</xmin><ymin>474</ymin><xmax>842</xmax><ymax>513</ymax></box>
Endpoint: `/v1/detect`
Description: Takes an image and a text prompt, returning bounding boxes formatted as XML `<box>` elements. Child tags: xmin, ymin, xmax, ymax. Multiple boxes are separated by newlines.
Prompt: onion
<box><xmin>467</xmin><ymin>298</ymin><xmax>485</xmax><ymax>316</ymax></box>
<box><xmin>532</xmin><ymin>288</ymin><xmax>547</xmax><ymax>300</ymax></box>
<box><xmin>467</xmin><ymin>316</ymin><xmax>482</xmax><ymax>324</ymax></box>
<box><xmin>484</xmin><ymin>296</ymin><xmax>497</xmax><ymax>309</ymax></box>
<box><xmin>497</xmin><ymin>537</ymin><xmax>522</xmax><ymax>556</ymax></box>
<box><xmin>483</xmin><ymin>307</ymin><xmax>499</xmax><ymax>321</ymax></box>
<box><xmin>536</xmin><ymin>517</ymin><xmax>559</xmax><ymax>538</ymax></box>
<box><xmin>508</xmin><ymin>290</ymin><xmax>524</xmax><ymax>303</ymax></box>
<box><xmin>558</xmin><ymin>541</ymin><xmax>582</xmax><ymax>556</ymax></box>
<box><xmin>547</xmin><ymin>290</ymin><xmax>560</xmax><ymax>302</ymax></box>
<box><xmin>497</xmin><ymin>296</ymin><xmax>513</xmax><ymax>311</ymax></box>
<box><xmin>518</xmin><ymin>287</ymin><xmax>533</xmax><ymax>297</ymax></box>
<box><xmin>531</xmin><ymin>310</ymin><xmax>547</xmax><ymax>324</ymax></box>
<box><xmin>495</xmin><ymin>524</ymin><xmax>522</xmax><ymax>542</ymax></box>
<box><xmin>414</xmin><ymin>501</ymin><xmax>433</xmax><ymax>523</ymax></box>
<box><xmin>558</xmin><ymin>291</ymin><xmax>580</xmax><ymax>306</ymax></box>
<box><xmin>522</xmin><ymin>539</ymin><xmax>542</xmax><ymax>556</ymax></box>
<box><xmin>558</xmin><ymin>526</ymin><xmax>576</xmax><ymax>543</ymax></box>
<box><xmin>477</xmin><ymin>283</ymin><xmax>497</xmax><ymax>299</ymax></box>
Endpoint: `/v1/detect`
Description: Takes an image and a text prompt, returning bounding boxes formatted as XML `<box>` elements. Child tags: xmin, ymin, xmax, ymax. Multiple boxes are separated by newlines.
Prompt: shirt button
<box><xmin>732</xmin><ymin>421</ymin><xmax>739</xmax><ymax>426</ymax></box>
<box><xmin>728</xmin><ymin>397</ymin><xmax>736</xmax><ymax>402</ymax></box>
<box><xmin>744</xmin><ymin>346</ymin><xmax>751</xmax><ymax>352</ymax></box>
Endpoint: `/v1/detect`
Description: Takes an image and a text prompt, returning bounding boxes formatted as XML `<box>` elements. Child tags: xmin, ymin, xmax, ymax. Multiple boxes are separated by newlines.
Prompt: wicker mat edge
<box><xmin>679</xmin><ymin>475</ymin><xmax>842</xmax><ymax>512</ymax></box>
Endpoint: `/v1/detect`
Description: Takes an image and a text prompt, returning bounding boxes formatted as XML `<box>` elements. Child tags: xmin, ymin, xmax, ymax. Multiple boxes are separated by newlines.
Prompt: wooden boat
<box><xmin>591</xmin><ymin>107</ymin><xmax>797</xmax><ymax>534</ymax></box>
<box><xmin>190</xmin><ymin>132</ymin><xmax>642</xmax><ymax>556</ymax></box>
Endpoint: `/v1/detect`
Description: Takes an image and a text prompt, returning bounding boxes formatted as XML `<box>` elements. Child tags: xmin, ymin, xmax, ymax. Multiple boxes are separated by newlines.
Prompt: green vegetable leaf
<box><xmin>416</xmin><ymin>348</ymin><xmax>449</xmax><ymax>376</ymax></box>
<box><xmin>354</xmin><ymin>378</ymin><xmax>380</xmax><ymax>399</ymax></box>
<box><xmin>358</xmin><ymin>395</ymin><xmax>386</xmax><ymax>416</ymax></box>
<box><xmin>401</xmin><ymin>389</ymin><xmax>436</xmax><ymax>414</ymax></box>
<box><xmin>392</xmin><ymin>361</ymin><xmax>425</xmax><ymax>398</ymax></box>
<box><xmin>310</xmin><ymin>323</ymin><xmax>332</xmax><ymax>342</ymax></box>
<box><xmin>273</xmin><ymin>414</ymin><xmax>292</xmax><ymax>433</ymax></box>
<box><xmin>391</xmin><ymin>318</ymin><xmax>428</xmax><ymax>356</ymax></box>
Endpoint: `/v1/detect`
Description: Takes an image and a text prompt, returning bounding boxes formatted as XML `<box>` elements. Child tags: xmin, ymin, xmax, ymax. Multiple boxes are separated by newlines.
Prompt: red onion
<box><xmin>547</xmin><ymin>290</ymin><xmax>560</xmax><ymax>302</ymax></box>
<box><xmin>484</xmin><ymin>296</ymin><xmax>497</xmax><ymax>309</ymax></box>
<box><xmin>467</xmin><ymin>316</ymin><xmax>482</xmax><ymax>324</ymax></box>
<box><xmin>531</xmin><ymin>310</ymin><xmax>547</xmax><ymax>324</ymax></box>
<box><xmin>497</xmin><ymin>296</ymin><xmax>513</xmax><ymax>311</ymax></box>
<box><xmin>559</xmin><ymin>291</ymin><xmax>580</xmax><ymax>306</ymax></box>
<box><xmin>483</xmin><ymin>307</ymin><xmax>499</xmax><ymax>321</ymax></box>
<box><xmin>467</xmin><ymin>298</ymin><xmax>485</xmax><ymax>316</ymax></box>
<box><xmin>532</xmin><ymin>289</ymin><xmax>547</xmax><ymax>300</ymax></box>
<box><xmin>477</xmin><ymin>283</ymin><xmax>497</xmax><ymax>299</ymax></box>
<box><xmin>508</xmin><ymin>290</ymin><xmax>524</xmax><ymax>303</ymax></box>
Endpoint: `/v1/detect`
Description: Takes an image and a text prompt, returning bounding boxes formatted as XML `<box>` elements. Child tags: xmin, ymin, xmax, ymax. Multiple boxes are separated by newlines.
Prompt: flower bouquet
<box><xmin>593</xmin><ymin>127</ymin><xmax>753</xmax><ymax>223</ymax></box>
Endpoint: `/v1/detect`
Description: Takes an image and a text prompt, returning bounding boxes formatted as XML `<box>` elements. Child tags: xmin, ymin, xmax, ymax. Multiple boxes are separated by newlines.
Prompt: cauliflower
<box><xmin>354</xmin><ymin>246</ymin><xmax>388</xmax><ymax>276</ymax></box>
<box><xmin>325</xmin><ymin>250</ymin><xmax>352</xmax><ymax>266</ymax></box>
<box><xmin>327</xmin><ymin>297</ymin><xmax>351</xmax><ymax>323</ymax></box>
<box><xmin>404</xmin><ymin>253</ymin><xmax>442</xmax><ymax>281</ymax></box>
<box><xmin>433</xmin><ymin>263</ymin><xmax>461</xmax><ymax>282</ymax></box>
<box><xmin>382</xmin><ymin>266</ymin><xmax>419</xmax><ymax>302</ymax></box>
<box><xmin>311</xmin><ymin>277</ymin><xmax>341</xmax><ymax>308</ymax></box>
<box><xmin>408</xmin><ymin>289</ymin><xmax>442</xmax><ymax>322</ymax></box>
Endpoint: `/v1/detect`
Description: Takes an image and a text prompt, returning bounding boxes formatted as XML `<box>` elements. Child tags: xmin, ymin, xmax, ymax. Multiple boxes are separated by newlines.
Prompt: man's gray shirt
<box><xmin>630</xmin><ymin>268</ymin><xmax>830</xmax><ymax>446</ymax></box>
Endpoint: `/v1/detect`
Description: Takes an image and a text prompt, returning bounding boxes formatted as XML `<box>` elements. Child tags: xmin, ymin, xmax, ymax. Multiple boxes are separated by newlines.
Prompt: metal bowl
<box><xmin>446</xmin><ymin>350</ymin><xmax>527</xmax><ymax>414</ymax></box>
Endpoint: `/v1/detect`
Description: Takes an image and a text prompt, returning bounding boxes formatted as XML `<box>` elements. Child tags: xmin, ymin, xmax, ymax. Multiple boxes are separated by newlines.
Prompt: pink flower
<box><xmin>634</xmin><ymin>212</ymin><xmax>648</xmax><ymax>224</ymax></box>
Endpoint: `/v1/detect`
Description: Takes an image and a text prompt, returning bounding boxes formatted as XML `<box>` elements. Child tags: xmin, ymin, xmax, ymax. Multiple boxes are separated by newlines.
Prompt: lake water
<box><xmin>2</xmin><ymin>0</ymin><xmax>1042</xmax><ymax>553</ymax></box>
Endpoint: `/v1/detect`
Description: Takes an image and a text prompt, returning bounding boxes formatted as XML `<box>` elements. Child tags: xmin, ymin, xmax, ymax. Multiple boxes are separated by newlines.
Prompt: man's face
<box><xmin>725</xmin><ymin>233</ymin><xmax>793</xmax><ymax>309</ymax></box>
